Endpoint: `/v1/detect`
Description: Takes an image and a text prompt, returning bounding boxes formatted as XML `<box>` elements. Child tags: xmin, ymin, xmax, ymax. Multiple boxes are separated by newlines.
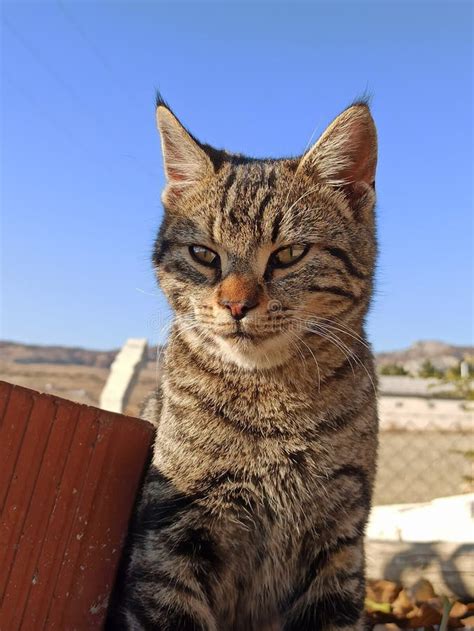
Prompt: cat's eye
<box><xmin>189</xmin><ymin>245</ymin><xmax>220</xmax><ymax>268</ymax></box>
<box><xmin>270</xmin><ymin>244</ymin><xmax>309</xmax><ymax>269</ymax></box>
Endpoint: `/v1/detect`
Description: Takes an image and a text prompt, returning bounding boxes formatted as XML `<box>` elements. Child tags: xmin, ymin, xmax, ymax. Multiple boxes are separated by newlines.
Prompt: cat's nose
<box><xmin>217</xmin><ymin>273</ymin><xmax>260</xmax><ymax>320</ymax></box>
<box><xmin>219</xmin><ymin>298</ymin><xmax>258</xmax><ymax>321</ymax></box>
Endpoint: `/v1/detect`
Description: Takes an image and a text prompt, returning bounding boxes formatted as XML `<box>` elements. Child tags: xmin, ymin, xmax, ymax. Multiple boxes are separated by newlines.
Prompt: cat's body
<box><xmin>110</xmin><ymin>98</ymin><xmax>379</xmax><ymax>630</ymax></box>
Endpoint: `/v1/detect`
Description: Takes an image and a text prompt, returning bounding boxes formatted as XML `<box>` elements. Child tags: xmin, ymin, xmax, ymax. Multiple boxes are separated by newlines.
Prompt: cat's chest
<box><xmin>155</xmin><ymin>353</ymin><xmax>354</xmax><ymax>511</ymax></box>
<box><xmin>165</xmin><ymin>364</ymin><xmax>316</xmax><ymax>428</ymax></box>
<box><xmin>157</xmin><ymin>387</ymin><xmax>326</xmax><ymax>509</ymax></box>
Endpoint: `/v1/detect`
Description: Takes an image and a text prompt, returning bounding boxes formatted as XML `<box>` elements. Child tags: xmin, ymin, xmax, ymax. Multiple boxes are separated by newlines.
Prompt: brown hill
<box><xmin>0</xmin><ymin>340</ymin><xmax>159</xmax><ymax>368</ymax></box>
<box><xmin>376</xmin><ymin>340</ymin><xmax>473</xmax><ymax>372</ymax></box>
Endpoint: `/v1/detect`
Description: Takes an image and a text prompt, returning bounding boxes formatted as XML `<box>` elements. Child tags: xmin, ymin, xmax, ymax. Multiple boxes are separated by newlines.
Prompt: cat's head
<box><xmin>153</xmin><ymin>96</ymin><xmax>377</xmax><ymax>370</ymax></box>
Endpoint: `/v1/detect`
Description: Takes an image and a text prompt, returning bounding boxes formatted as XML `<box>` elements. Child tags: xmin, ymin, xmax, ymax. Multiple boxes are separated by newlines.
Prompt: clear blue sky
<box><xmin>1</xmin><ymin>1</ymin><xmax>472</xmax><ymax>352</ymax></box>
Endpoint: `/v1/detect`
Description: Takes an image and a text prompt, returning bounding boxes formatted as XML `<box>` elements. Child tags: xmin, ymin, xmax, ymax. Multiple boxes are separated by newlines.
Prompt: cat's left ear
<box><xmin>299</xmin><ymin>103</ymin><xmax>377</xmax><ymax>216</ymax></box>
<box><xmin>156</xmin><ymin>102</ymin><xmax>213</xmax><ymax>204</ymax></box>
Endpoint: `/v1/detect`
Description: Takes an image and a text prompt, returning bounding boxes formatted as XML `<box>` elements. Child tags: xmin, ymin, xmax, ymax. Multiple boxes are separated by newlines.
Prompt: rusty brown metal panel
<box><xmin>22</xmin><ymin>405</ymin><xmax>102</xmax><ymax>629</ymax></box>
<box><xmin>0</xmin><ymin>392</ymin><xmax>57</xmax><ymax>604</ymax></box>
<box><xmin>0</xmin><ymin>381</ymin><xmax>12</xmax><ymax>423</ymax></box>
<box><xmin>0</xmin><ymin>385</ymin><xmax>34</xmax><ymax>511</ymax></box>
<box><xmin>3</xmin><ymin>398</ymin><xmax>81</xmax><ymax>629</ymax></box>
<box><xmin>0</xmin><ymin>381</ymin><xmax>154</xmax><ymax>631</ymax></box>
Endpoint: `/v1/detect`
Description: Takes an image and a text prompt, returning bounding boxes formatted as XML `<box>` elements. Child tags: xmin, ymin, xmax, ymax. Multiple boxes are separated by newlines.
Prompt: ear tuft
<box><xmin>156</xmin><ymin>103</ymin><xmax>213</xmax><ymax>201</ymax></box>
<box><xmin>299</xmin><ymin>104</ymin><xmax>377</xmax><ymax>213</ymax></box>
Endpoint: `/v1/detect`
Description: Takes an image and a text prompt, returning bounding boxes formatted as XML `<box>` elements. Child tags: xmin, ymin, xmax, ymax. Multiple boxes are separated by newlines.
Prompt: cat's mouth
<box><xmin>219</xmin><ymin>328</ymin><xmax>280</xmax><ymax>343</ymax></box>
<box><xmin>210</xmin><ymin>323</ymin><xmax>292</xmax><ymax>369</ymax></box>
<box><xmin>222</xmin><ymin>331</ymin><xmax>253</xmax><ymax>340</ymax></box>
<box><xmin>195</xmin><ymin>316</ymin><xmax>288</xmax><ymax>349</ymax></box>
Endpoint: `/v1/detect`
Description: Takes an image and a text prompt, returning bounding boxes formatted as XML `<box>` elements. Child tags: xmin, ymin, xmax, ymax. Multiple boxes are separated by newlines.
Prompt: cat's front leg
<box><xmin>115</xmin><ymin>467</ymin><xmax>220</xmax><ymax>631</ymax></box>
<box><xmin>120</xmin><ymin>547</ymin><xmax>218</xmax><ymax>631</ymax></box>
<box><xmin>282</xmin><ymin>539</ymin><xmax>366</xmax><ymax>631</ymax></box>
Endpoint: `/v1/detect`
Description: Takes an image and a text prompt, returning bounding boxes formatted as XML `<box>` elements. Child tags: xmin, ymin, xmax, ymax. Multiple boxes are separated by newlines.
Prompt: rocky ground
<box><xmin>365</xmin><ymin>579</ymin><xmax>474</xmax><ymax>629</ymax></box>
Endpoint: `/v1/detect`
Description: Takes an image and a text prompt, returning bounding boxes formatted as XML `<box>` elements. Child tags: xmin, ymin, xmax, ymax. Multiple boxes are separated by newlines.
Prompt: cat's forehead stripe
<box><xmin>217</xmin><ymin>161</ymin><xmax>281</xmax><ymax>241</ymax></box>
<box><xmin>220</xmin><ymin>168</ymin><xmax>237</xmax><ymax>212</ymax></box>
<box><xmin>253</xmin><ymin>166</ymin><xmax>277</xmax><ymax>237</ymax></box>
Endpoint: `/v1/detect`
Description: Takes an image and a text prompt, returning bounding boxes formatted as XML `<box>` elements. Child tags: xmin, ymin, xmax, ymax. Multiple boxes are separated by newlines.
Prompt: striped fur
<box><xmin>109</xmin><ymin>99</ymin><xmax>379</xmax><ymax>630</ymax></box>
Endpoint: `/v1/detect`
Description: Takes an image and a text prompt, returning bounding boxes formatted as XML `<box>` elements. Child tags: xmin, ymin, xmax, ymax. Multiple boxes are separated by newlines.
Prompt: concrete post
<box><xmin>100</xmin><ymin>338</ymin><xmax>148</xmax><ymax>413</ymax></box>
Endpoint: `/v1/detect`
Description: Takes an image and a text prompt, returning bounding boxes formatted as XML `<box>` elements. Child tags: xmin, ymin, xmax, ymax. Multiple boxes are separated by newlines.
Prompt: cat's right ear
<box><xmin>156</xmin><ymin>102</ymin><xmax>213</xmax><ymax>205</ymax></box>
<box><xmin>297</xmin><ymin>102</ymin><xmax>377</xmax><ymax>218</ymax></box>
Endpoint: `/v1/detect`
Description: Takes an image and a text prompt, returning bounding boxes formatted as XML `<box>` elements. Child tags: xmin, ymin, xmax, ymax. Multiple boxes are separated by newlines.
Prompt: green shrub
<box><xmin>379</xmin><ymin>364</ymin><xmax>409</xmax><ymax>376</ymax></box>
<box><xmin>418</xmin><ymin>359</ymin><xmax>443</xmax><ymax>379</ymax></box>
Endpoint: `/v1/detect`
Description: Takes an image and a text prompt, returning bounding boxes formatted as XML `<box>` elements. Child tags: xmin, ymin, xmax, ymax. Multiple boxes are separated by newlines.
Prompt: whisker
<box><xmin>135</xmin><ymin>287</ymin><xmax>161</xmax><ymax>298</ymax></box>
<box><xmin>284</xmin><ymin>310</ymin><xmax>369</xmax><ymax>348</ymax></box>
<box><xmin>291</xmin><ymin>331</ymin><xmax>321</xmax><ymax>392</ymax></box>
<box><xmin>284</xmin><ymin>185</ymin><xmax>322</xmax><ymax>217</ymax></box>
<box><xmin>301</xmin><ymin>321</ymin><xmax>377</xmax><ymax>396</ymax></box>
<box><xmin>288</xmin><ymin>317</ymin><xmax>357</xmax><ymax>377</ymax></box>
<box><xmin>281</xmin><ymin>117</ymin><xmax>324</xmax><ymax>218</ymax></box>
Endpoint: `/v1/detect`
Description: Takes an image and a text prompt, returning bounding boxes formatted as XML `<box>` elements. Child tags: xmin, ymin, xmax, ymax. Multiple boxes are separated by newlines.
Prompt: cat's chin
<box><xmin>177</xmin><ymin>323</ymin><xmax>293</xmax><ymax>370</ymax></box>
<box><xmin>212</xmin><ymin>333</ymin><xmax>293</xmax><ymax>370</ymax></box>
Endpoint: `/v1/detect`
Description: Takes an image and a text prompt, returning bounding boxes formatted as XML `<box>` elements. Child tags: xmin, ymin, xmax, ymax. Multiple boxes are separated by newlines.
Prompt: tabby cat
<box><xmin>110</xmin><ymin>96</ymin><xmax>379</xmax><ymax>631</ymax></box>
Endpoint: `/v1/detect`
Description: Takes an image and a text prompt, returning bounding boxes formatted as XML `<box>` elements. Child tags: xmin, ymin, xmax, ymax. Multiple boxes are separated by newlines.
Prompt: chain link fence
<box><xmin>373</xmin><ymin>376</ymin><xmax>473</xmax><ymax>505</ymax></box>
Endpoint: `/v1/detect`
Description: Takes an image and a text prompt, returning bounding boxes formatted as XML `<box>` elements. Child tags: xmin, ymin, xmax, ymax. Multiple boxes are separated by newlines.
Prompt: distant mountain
<box><xmin>0</xmin><ymin>341</ymin><xmax>119</xmax><ymax>368</ymax></box>
<box><xmin>0</xmin><ymin>340</ymin><xmax>159</xmax><ymax>368</ymax></box>
<box><xmin>1</xmin><ymin>339</ymin><xmax>472</xmax><ymax>371</ymax></box>
<box><xmin>376</xmin><ymin>340</ymin><xmax>473</xmax><ymax>372</ymax></box>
